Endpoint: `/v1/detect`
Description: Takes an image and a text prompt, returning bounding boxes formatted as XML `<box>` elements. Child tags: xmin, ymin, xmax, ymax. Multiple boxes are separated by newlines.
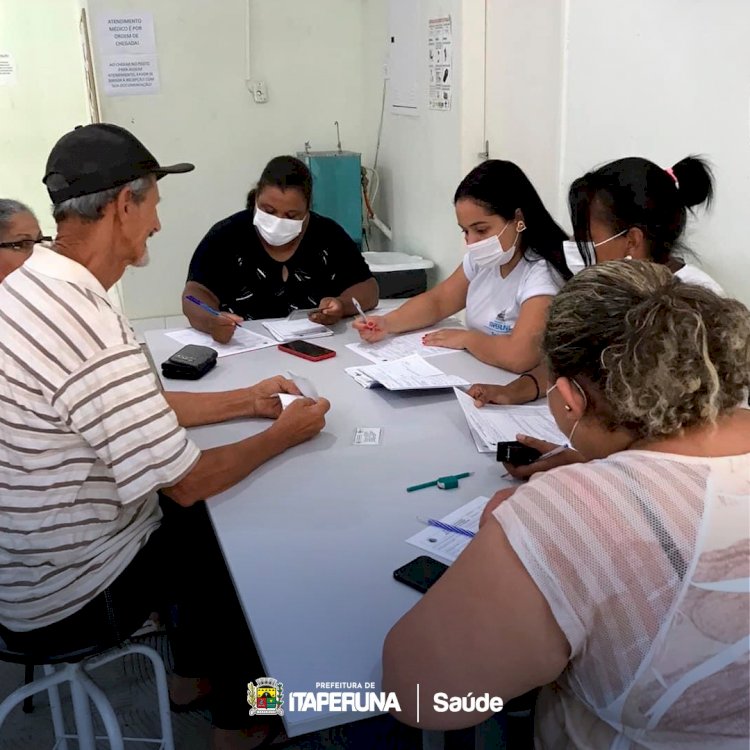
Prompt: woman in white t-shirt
<box><xmin>383</xmin><ymin>261</ymin><xmax>750</xmax><ymax>749</ymax></box>
<box><xmin>353</xmin><ymin>160</ymin><xmax>570</xmax><ymax>372</ymax></box>
<box><xmin>470</xmin><ymin>156</ymin><xmax>726</xmax><ymax>473</ymax></box>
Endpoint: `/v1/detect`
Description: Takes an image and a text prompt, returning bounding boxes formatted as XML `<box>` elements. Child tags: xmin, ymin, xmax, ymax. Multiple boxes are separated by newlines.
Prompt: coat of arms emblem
<box><xmin>247</xmin><ymin>677</ymin><xmax>284</xmax><ymax>717</ymax></box>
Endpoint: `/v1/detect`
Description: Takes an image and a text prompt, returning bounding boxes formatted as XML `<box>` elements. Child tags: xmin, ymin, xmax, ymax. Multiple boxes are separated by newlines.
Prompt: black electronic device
<box><xmin>393</xmin><ymin>556</ymin><xmax>449</xmax><ymax>594</ymax></box>
<box><xmin>495</xmin><ymin>440</ymin><xmax>542</xmax><ymax>466</ymax></box>
<box><xmin>161</xmin><ymin>344</ymin><xmax>217</xmax><ymax>380</ymax></box>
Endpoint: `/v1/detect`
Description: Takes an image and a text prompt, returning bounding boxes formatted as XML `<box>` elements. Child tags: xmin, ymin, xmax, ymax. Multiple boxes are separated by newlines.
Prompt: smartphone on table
<box><xmin>278</xmin><ymin>339</ymin><xmax>336</xmax><ymax>362</ymax></box>
<box><xmin>393</xmin><ymin>556</ymin><xmax>449</xmax><ymax>594</ymax></box>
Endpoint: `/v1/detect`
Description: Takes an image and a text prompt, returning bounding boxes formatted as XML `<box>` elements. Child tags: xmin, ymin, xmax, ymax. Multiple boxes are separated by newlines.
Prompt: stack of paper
<box><xmin>406</xmin><ymin>496</ymin><xmax>489</xmax><ymax>564</ymax></box>
<box><xmin>262</xmin><ymin>318</ymin><xmax>333</xmax><ymax>342</ymax></box>
<box><xmin>344</xmin><ymin>355</ymin><xmax>469</xmax><ymax>391</ymax></box>
<box><xmin>165</xmin><ymin>327</ymin><xmax>277</xmax><ymax>358</ymax></box>
<box><xmin>346</xmin><ymin>331</ymin><xmax>455</xmax><ymax>364</ymax></box>
<box><xmin>344</xmin><ymin>366</ymin><xmax>379</xmax><ymax>389</ymax></box>
<box><xmin>454</xmin><ymin>388</ymin><xmax>567</xmax><ymax>453</ymax></box>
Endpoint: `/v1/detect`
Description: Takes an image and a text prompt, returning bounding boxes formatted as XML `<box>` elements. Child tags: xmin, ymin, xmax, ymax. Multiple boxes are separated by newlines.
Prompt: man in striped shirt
<box><xmin>0</xmin><ymin>124</ymin><xmax>329</xmax><ymax>749</ymax></box>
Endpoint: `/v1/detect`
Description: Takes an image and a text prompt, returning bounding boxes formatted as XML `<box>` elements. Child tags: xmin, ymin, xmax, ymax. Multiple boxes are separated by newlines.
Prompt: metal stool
<box><xmin>0</xmin><ymin>638</ymin><xmax>175</xmax><ymax>750</ymax></box>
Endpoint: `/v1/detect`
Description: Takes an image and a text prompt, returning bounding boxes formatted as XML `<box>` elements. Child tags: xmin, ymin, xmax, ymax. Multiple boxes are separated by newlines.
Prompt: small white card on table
<box><xmin>353</xmin><ymin>427</ymin><xmax>382</xmax><ymax>445</ymax></box>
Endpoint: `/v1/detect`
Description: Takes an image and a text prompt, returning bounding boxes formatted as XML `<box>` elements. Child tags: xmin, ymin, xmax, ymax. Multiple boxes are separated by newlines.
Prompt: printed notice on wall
<box><xmin>96</xmin><ymin>13</ymin><xmax>160</xmax><ymax>96</ymax></box>
<box><xmin>0</xmin><ymin>52</ymin><xmax>17</xmax><ymax>86</ymax></box>
<box><xmin>428</xmin><ymin>16</ymin><xmax>452</xmax><ymax>110</ymax></box>
<box><xmin>97</xmin><ymin>12</ymin><xmax>156</xmax><ymax>54</ymax></box>
<box><xmin>102</xmin><ymin>55</ymin><xmax>160</xmax><ymax>96</ymax></box>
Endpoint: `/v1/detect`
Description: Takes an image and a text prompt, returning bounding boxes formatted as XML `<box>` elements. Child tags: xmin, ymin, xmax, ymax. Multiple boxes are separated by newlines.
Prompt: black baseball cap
<box><xmin>43</xmin><ymin>123</ymin><xmax>194</xmax><ymax>203</ymax></box>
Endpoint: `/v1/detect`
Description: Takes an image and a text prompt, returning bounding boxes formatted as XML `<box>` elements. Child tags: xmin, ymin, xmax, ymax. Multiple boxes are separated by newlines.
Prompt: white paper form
<box><xmin>348</xmin><ymin>355</ymin><xmax>468</xmax><ymax>391</ymax></box>
<box><xmin>165</xmin><ymin>327</ymin><xmax>277</xmax><ymax>358</ymax></box>
<box><xmin>454</xmin><ymin>388</ymin><xmax>567</xmax><ymax>453</ymax></box>
<box><xmin>262</xmin><ymin>319</ymin><xmax>333</xmax><ymax>342</ymax></box>
<box><xmin>406</xmin><ymin>496</ymin><xmax>489</xmax><ymax>564</ymax></box>
<box><xmin>345</xmin><ymin>366</ymin><xmax>380</xmax><ymax>389</ymax></box>
<box><xmin>346</xmin><ymin>331</ymin><xmax>455</xmax><ymax>363</ymax></box>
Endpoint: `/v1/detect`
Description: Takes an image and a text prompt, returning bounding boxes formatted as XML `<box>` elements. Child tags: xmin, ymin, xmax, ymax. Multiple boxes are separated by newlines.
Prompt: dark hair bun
<box><xmin>671</xmin><ymin>155</ymin><xmax>714</xmax><ymax>210</ymax></box>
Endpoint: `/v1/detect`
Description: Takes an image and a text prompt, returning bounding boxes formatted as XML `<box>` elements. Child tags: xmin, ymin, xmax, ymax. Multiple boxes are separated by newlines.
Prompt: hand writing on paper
<box><xmin>310</xmin><ymin>297</ymin><xmax>344</xmax><ymax>326</ymax></box>
<box><xmin>421</xmin><ymin>328</ymin><xmax>468</xmax><ymax>350</ymax></box>
<box><xmin>210</xmin><ymin>312</ymin><xmax>244</xmax><ymax>344</ymax></box>
<box><xmin>353</xmin><ymin>314</ymin><xmax>389</xmax><ymax>343</ymax></box>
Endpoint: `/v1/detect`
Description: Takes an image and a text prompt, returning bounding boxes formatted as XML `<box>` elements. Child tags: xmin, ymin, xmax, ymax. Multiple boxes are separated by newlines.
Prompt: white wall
<box><xmin>6</xmin><ymin>1</ymin><xmax>747</xmax><ymax>312</ymax></box>
<box><xmin>484</xmin><ymin>0</ymin><xmax>566</xmax><ymax>213</ymax></box>
<box><xmin>363</xmin><ymin>0</ymin><xmax>486</xmax><ymax>283</ymax></box>
<box><xmin>0</xmin><ymin>0</ymin><xmax>90</xmax><ymax>236</ymax></box>
<box><xmin>559</xmin><ymin>0</ymin><xmax>750</xmax><ymax>304</ymax></box>
<box><xmin>481</xmin><ymin>0</ymin><xmax>750</xmax><ymax>305</ymax></box>
<box><xmin>85</xmin><ymin>0</ymin><xmax>371</xmax><ymax>318</ymax></box>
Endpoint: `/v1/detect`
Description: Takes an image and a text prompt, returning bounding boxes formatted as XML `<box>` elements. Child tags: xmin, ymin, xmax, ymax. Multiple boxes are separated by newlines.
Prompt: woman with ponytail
<box><xmin>469</xmin><ymin>156</ymin><xmax>724</xmax><ymax>451</ymax></box>
<box><xmin>564</xmin><ymin>155</ymin><xmax>721</xmax><ymax>290</ymax></box>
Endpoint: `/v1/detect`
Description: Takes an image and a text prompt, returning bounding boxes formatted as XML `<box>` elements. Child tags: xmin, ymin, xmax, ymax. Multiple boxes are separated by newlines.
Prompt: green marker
<box><xmin>407</xmin><ymin>472</ymin><xmax>471</xmax><ymax>492</ymax></box>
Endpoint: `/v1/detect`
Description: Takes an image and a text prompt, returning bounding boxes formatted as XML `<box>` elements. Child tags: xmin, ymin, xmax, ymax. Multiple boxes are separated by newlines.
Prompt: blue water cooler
<box><xmin>297</xmin><ymin>150</ymin><xmax>362</xmax><ymax>249</ymax></box>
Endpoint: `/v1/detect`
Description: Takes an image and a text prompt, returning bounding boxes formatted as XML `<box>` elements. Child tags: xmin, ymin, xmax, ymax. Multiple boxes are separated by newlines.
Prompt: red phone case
<box><xmin>277</xmin><ymin>344</ymin><xmax>337</xmax><ymax>362</ymax></box>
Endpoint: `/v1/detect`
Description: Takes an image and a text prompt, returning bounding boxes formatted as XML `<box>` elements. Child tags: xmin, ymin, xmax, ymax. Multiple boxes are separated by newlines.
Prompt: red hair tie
<box><xmin>665</xmin><ymin>167</ymin><xmax>680</xmax><ymax>189</ymax></box>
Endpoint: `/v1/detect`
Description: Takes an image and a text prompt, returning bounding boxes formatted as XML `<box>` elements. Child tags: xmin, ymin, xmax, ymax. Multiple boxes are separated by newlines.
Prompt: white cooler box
<box><xmin>363</xmin><ymin>252</ymin><xmax>435</xmax><ymax>299</ymax></box>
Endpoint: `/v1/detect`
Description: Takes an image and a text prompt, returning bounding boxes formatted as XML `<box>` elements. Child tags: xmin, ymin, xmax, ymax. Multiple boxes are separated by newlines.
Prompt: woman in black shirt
<box><xmin>184</xmin><ymin>155</ymin><xmax>378</xmax><ymax>343</ymax></box>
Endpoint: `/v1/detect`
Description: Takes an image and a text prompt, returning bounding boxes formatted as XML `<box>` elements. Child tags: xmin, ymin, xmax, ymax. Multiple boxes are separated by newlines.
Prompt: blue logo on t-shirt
<box><xmin>487</xmin><ymin>312</ymin><xmax>513</xmax><ymax>335</ymax></box>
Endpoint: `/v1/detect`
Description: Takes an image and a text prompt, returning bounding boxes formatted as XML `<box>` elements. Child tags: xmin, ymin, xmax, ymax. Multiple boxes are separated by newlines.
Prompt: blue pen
<box><xmin>185</xmin><ymin>295</ymin><xmax>243</xmax><ymax>327</ymax></box>
<box><xmin>420</xmin><ymin>518</ymin><xmax>476</xmax><ymax>539</ymax></box>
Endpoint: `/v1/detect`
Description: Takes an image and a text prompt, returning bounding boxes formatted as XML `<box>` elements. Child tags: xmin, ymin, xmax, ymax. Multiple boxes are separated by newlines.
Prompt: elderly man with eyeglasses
<box><xmin>0</xmin><ymin>199</ymin><xmax>52</xmax><ymax>281</ymax></box>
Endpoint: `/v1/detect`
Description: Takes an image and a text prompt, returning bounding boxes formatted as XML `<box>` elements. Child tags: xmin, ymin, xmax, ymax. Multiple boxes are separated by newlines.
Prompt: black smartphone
<box><xmin>393</xmin><ymin>556</ymin><xmax>449</xmax><ymax>594</ymax></box>
<box><xmin>496</xmin><ymin>440</ymin><xmax>542</xmax><ymax>466</ymax></box>
<box><xmin>278</xmin><ymin>339</ymin><xmax>337</xmax><ymax>362</ymax></box>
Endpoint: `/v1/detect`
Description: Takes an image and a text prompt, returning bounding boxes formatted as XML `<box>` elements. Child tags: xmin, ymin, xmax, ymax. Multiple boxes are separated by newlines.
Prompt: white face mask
<box><xmin>467</xmin><ymin>222</ymin><xmax>517</xmax><ymax>268</ymax></box>
<box><xmin>563</xmin><ymin>229</ymin><xmax>630</xmax><ymax>276</ymax></box>
<box><xmin>546</xmin><ymin>380</ymin><xmax>587</xmax><ymax>451</ymax></box>
<box><xmin>562</xmin><ymin>240</ymin><xmax>591</xmax><ymax>276</ymax></box>
<box><xmin>253</xmin><ymin>206</ymin><xmax>305</xmax><ymax>247</ymax></box>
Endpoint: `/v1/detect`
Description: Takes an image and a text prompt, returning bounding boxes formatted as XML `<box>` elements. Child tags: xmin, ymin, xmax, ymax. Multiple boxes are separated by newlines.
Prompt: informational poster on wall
<box><xmin>428</xmin><ymin>16</ymin><xmax>452</xmax><ymax>111</ymax></box>
<box><xmin>95</xmin><ymin>12</ymin><xmax>161</xmax><ymax>96</ymax></box>
<box><xmin>0</xmin><ymin>52</ymin><xmax>17</xmax><ymax>86</ymax></box>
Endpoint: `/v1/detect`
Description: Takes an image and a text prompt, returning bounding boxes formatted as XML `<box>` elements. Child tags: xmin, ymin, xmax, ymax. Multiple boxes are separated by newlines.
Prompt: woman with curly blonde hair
<box><xmin>383</xmin><ymin>260</ymin><xmax>750</xmax><ymax>749</ymax></box>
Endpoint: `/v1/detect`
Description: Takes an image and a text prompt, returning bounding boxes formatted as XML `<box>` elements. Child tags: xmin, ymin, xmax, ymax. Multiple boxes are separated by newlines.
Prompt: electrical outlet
<box><xmin>253</xmin><ymin>81</ymin><xmax>268</xmax><ymax>103</ymax></box>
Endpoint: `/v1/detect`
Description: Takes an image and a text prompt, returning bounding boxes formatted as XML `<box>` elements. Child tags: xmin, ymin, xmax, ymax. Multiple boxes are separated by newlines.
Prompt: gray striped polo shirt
<box><xmin>0</xmin><ymin>245</ymin><xmax>200</xmax><ymax>631</ymax></box>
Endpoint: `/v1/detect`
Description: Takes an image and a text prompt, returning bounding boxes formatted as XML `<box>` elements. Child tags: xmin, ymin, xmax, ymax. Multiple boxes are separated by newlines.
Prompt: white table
<box><xmin>146</xmin><ymin>320</ymin><xmax>516</xmax><ymax>739</ymax></box>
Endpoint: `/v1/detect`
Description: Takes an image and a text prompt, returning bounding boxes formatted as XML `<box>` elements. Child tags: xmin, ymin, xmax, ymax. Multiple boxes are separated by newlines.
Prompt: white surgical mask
<box><xmin>562</xmin><ymin>241</ymin><xmax>590</xmax><ymax>276</ymax></box>
<box><xmin>563</xmin><ymin>229</ymin><xmax>631</xmax><ymax>276</ymax></box>
<box><xmin>253</xmin><ymin>206</ymin><xmax>305</xmax><ymax>246</ymax></box>
<box><xmin>546</xmin><ymin>380</ymin><xmax>587</xmax><ymax>450</ymax></box>
<box><xmin>467</xmin><ymin>222</ymin><xmax>517</xmax><ymax>268</ymax></box>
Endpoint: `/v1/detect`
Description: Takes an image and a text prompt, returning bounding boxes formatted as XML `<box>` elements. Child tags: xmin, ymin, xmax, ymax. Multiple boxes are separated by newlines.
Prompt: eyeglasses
<box><xmin>0</xmin><ymin>236</ymin><xmax>52</xmax><ymax>252</ymax></box>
